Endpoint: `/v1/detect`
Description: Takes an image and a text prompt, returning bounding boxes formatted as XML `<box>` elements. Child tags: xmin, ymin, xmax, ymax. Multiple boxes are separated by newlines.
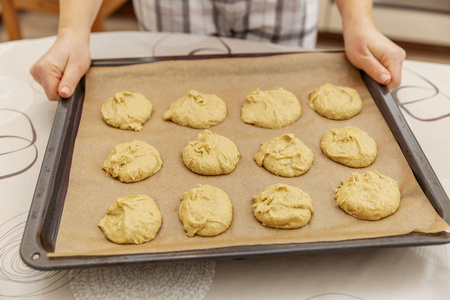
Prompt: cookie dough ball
<box><xmin>254</xmin><ymin>134</ymin><xmax>314</xmax><ymax>177</ymax></box>
<box><xmin>182</xmin><ymin>130</ymin><xmax>240</xmax><ymax>175</ymax></box>
<box><xmin>179</xmin><ymin>184</ymin><xmax>233</xmax><ymax>237</ymax></box>
<box><xmin>253</xmin><ymin>184</ymin><xmax>314</xmax><ymax>229</ymax></box>
<box><xmin>101</xmin><ymin>91</ymin><xmax>152</xmax><ymax>131</ymax></box>
<box><xmin>309</xmin><ymin>83</ymin><xmax>362</xmax><ymax>120</ymax></box>
<box><xmin>321</xmin><ymin>127</ymin><xmax>377</xmax><ymax>168</ymax></box>
<box><xmin>102</xmin><ymin>140</ymin><xmax>162</xmax><ymax>183</ymax></box>
<box><xmin>241</xmin><ymin>88</ymin><xmax>301</xmax><ymax>129</ymax></box>
<box><xmin>163</xmin><ymin>90</ymin><xmax>227</xmax><ymax>129</ymax></box>
<box><xmin>334</xmin><ymin>171</ymin><xmax>401</xmax><ymax>221</ymax></box>
<box><xmin>98</xmin><ymin>195</ymin><xmax>162</xmax><ymax>244</ymax></box>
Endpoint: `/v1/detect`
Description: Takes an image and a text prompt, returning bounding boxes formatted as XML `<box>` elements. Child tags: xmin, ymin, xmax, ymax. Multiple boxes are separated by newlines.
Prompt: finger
<box><xmin>386</xmin><ymin>63</ymin><xmax>402</xmax><ymax>89</ymax></box>
<box><xmin>29</xmin><ymin>64</ymin><xmax>42</xmax><ymax>86</ymax></box>
<box><xmin>384</xmin><ymin>50</ymin><xmax>406</xmax><ymax>89</ymax></box>
<box><xmin>358</xmin><ymin>54</ymin><xmax>392</xmax><ymax>86</ymax></box>
<box><xmin>367</xmin><ymin>39</ymin><xmax>406</xmax><ymax>89</ymax></box>
<box><xmin>41</xmin><ymin>74</ymin><xmax>61</xmax><ymax>101</ymax></box>
<box><xmin>38</xmin><ymin>66</ymin><xmax>62</xmax><ymax>101</ymax></box>
<box><xmin>30</xmin><ymin>61</ymin><xmax>62</xmax><ymax>101</ymax></box>
<box><xmin>58</xmin><ymin>60</ymin><xmax>87</xmax><ymax>99</ymax></box>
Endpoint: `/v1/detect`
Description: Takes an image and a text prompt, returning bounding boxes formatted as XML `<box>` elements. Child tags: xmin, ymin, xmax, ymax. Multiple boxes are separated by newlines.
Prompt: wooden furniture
<box><xmin>0</xmin><ymin>0</ymin><xmax>129</xmax><ymax>40</ymax></box>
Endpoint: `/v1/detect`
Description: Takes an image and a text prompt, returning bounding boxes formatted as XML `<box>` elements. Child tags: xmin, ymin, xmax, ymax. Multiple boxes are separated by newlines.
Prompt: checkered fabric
<box><xmin>132</xmin><ymin>0</ymin><xmax>320</xmax><ymax>48</ymax></box>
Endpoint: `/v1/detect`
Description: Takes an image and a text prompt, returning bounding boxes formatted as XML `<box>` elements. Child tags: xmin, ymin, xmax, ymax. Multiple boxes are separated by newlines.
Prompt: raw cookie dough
<box><xmin>309</xmin><ymin>83</ymin><xmax>362</xmax><ymax>120</ymax></box>
<box><xmin>163</xmin><ymin>89</ymin><xmax>227</xmax><ymax>128</ymax></box>
<box><xmin>101</xmin><ymin>91</ymin><xmax>153</xmax><ymax>131</ymax></box>
<box><xmin>320</xmin><ymin>127</ymin><xmax>377</xmax><ymax>168</ymax></box>
<box><xmin>334</xmin><ymin>171</ymin><xmax>401</xmax><ymax>221</ymax></box>
<box><xmin>253</xmin><ymin>134</ymin><xmax>314</xmax><ymax>177</ymax></box>
<box><xmin>178</xmin><ymin>184</ymin><xmax>233</xmax><ymax>237</ymax></box>
<box><xmin>253</xmin><ymin>183</ymin><xmax>314</xmax><ymax>229</ymax></box>
<box><xmin>241</xmin><ymin>88</ymin><xmax>301</xmax><ymax>129</ymax></box>
<box><xmin>102</xmin><ymin>140</ymin><xmax>162</xmax><ymax>183</ymax></box>
<box><xmin>98</xmin><ymin>195</ymin><xmax>162</xmax><ymax>244</ymax></box>
<box><xmin>182</xmin><ymin>130</ymin><xmax>240</xmax><ymax>175</ymax></box>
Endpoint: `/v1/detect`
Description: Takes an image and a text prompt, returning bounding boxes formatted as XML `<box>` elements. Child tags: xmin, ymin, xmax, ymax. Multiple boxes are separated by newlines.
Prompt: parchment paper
<box><xmin>52</xmin><ymin>52</ymin><xmax>449</xmax><ymax>257</ymax></box>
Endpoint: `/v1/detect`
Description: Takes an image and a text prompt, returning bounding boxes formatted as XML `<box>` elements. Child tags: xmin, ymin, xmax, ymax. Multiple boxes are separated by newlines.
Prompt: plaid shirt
<box><xmin>132</xmin><ymin>0</ymin><xmax>320</xmax><ymax>48</ymax></box>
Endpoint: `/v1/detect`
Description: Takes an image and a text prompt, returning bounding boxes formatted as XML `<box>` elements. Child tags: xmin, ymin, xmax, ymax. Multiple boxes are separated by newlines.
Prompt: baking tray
<box><xmin>20</xmin><ymin>52</ymin><xmax>450</xmax><ymax>270</ymax></box>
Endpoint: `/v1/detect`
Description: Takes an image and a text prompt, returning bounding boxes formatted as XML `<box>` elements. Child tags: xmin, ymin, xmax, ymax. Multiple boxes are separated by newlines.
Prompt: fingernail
<box><xmin>60</xmin><ymin>86</ymin><xmax>71</xmax><ymax>97</ymax></box>
<box><xmin>380</xmin><ymin>73</ymin><xmax>391</xmax><ymax>84</ymax></box>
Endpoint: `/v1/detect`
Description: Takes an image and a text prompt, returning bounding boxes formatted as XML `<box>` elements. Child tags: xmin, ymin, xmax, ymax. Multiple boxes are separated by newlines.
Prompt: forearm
<box><xmin>335</xmin><ymin>0</ymin><xmax>375</xmax><ymax>33</ymax></box>
<box><xmin>58</xmin><ymin>0</ymin><xmax>104</xmax><ymax>41</ymax></box>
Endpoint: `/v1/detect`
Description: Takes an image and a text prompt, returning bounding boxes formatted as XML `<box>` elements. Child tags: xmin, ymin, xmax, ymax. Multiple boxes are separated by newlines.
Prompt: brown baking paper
<box><xmin>51</xmin><ymin>52</ymin><xmax>449</xmax><ymax>257</ymax></box>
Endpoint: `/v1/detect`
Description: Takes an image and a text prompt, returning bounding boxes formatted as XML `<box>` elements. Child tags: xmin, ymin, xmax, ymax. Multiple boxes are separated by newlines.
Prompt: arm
<box><xmin>30</xmin><ymin>0</ymin><xmax>103</xmax><ymax>100</ymax></box>
<box><xmin>335</xmin><ymin>0</ymin><xmax>406</xmax><ymax>88</ymax></box>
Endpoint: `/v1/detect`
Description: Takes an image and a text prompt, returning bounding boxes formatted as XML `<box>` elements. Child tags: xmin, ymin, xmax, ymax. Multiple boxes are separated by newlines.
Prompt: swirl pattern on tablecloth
<box><xmin>0</xmin><ymin>212</ymin><xmax>80</xmax><ymax>297</ymax></box>
<box><xmin>304</xmin><ymin>293</ymin><xmax>366</xmax><ymax>300</ymax></box>
<box><xmin>0</xmin><ymin>76</ymin><xmax>34</xmax><ymax>126</ymax></box>
<box><xmin>69</xmin><ymin>260</ymin><xmax>215</xmax><ymax>300</ymax></box>
<box><xmin>391</xmin><ymin>68</ymin><xmax>450</xmax><ymax>122</ymax></box>
<box><xmin>149</xmin><ymin>33</ymin><xmax>232</xmax><ymax>57</ymax></box>
<box><xmin>0</xmin><ymin>108</ymin><xmax>38</xmax><ymax>180</ymax></box>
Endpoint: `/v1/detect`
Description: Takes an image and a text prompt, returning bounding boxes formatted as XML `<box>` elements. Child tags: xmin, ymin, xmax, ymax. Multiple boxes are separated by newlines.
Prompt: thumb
<box><xmin>359</xmin><ymin>55</ymin><xmax>392</xmax><ymax>86</ymax></box>
<box><xmin>58</xmin><ymin>61</ymin><xmax>88</xmax><ymax>98</ymax></box>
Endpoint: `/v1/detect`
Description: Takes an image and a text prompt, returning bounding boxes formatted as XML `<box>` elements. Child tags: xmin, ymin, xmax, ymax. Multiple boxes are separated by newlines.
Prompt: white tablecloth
<box><xmin>1</xmin><ymin>32</ymin><xmax>449</xmax><ymax>300</ymax></box>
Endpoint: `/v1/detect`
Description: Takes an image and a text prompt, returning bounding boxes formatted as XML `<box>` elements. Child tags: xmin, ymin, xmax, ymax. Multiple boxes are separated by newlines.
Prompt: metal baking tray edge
<box><xmin>20</xmin><ymin>52</ymin><xmax>450</xmax><ymax>270</ymax></box>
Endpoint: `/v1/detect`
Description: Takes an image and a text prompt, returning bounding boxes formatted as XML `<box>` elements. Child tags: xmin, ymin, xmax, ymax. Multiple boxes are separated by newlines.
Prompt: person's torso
<box><xmin>132</xmin><ymin>0</ymin><xmax>320</xmax><ymax>48</ymax></box>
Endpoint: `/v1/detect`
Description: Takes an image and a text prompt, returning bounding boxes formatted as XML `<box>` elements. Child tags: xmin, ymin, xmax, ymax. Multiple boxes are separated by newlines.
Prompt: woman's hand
<box><xmin>336</xmin><ymin>0</ymin><xmax>406</xmax><ymax>88</ymax></box>
<box><xmin>30</xmin><ymin>35</ymin><xmax>91</xmax><ymax>101</ymax></box>
<box><xmin>30</xmin><ymin>0</ymin><xmax>102</xmax><ymax>101</ymax></box>
<box><xmin>343</xmin><ymin>24</ymin><xmax>406</xmax><ymax>88</ymax></box>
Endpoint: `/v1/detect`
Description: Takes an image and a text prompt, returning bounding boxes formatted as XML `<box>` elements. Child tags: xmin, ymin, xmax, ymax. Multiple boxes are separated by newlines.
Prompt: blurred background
<box><xmin>0</xmin><ymin>0</ymin><xmax>449</xmax><ymax>64</ymax></box>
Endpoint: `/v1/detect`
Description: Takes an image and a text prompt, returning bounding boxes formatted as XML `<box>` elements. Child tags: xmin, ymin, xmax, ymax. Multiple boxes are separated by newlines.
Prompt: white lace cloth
<box><xmin>0</xmin><ymin>32</ymin><xmax>449</xmax><ymax>300</ymax></box>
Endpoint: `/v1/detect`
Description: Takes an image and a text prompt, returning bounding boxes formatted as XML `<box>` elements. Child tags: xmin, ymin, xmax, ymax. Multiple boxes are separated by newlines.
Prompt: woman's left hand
<box><xmin>343</xmin><ymin>24</ymin><xmax>406</xmax><ymax>89</ymax></box>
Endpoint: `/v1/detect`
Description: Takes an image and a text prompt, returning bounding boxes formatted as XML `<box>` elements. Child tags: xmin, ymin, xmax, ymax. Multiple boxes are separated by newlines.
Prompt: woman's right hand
<box><xmin>30</xmin><ymin>34</ymin><xmax>91</xmax><ymax>101</ymax></box>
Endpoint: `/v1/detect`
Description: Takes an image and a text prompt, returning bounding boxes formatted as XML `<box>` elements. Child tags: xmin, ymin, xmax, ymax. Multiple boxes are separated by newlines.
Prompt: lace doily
<box><xmin>69</xmin><ymin>260</ymin><xmax>215</xmax><ymax>300</ymax></box>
